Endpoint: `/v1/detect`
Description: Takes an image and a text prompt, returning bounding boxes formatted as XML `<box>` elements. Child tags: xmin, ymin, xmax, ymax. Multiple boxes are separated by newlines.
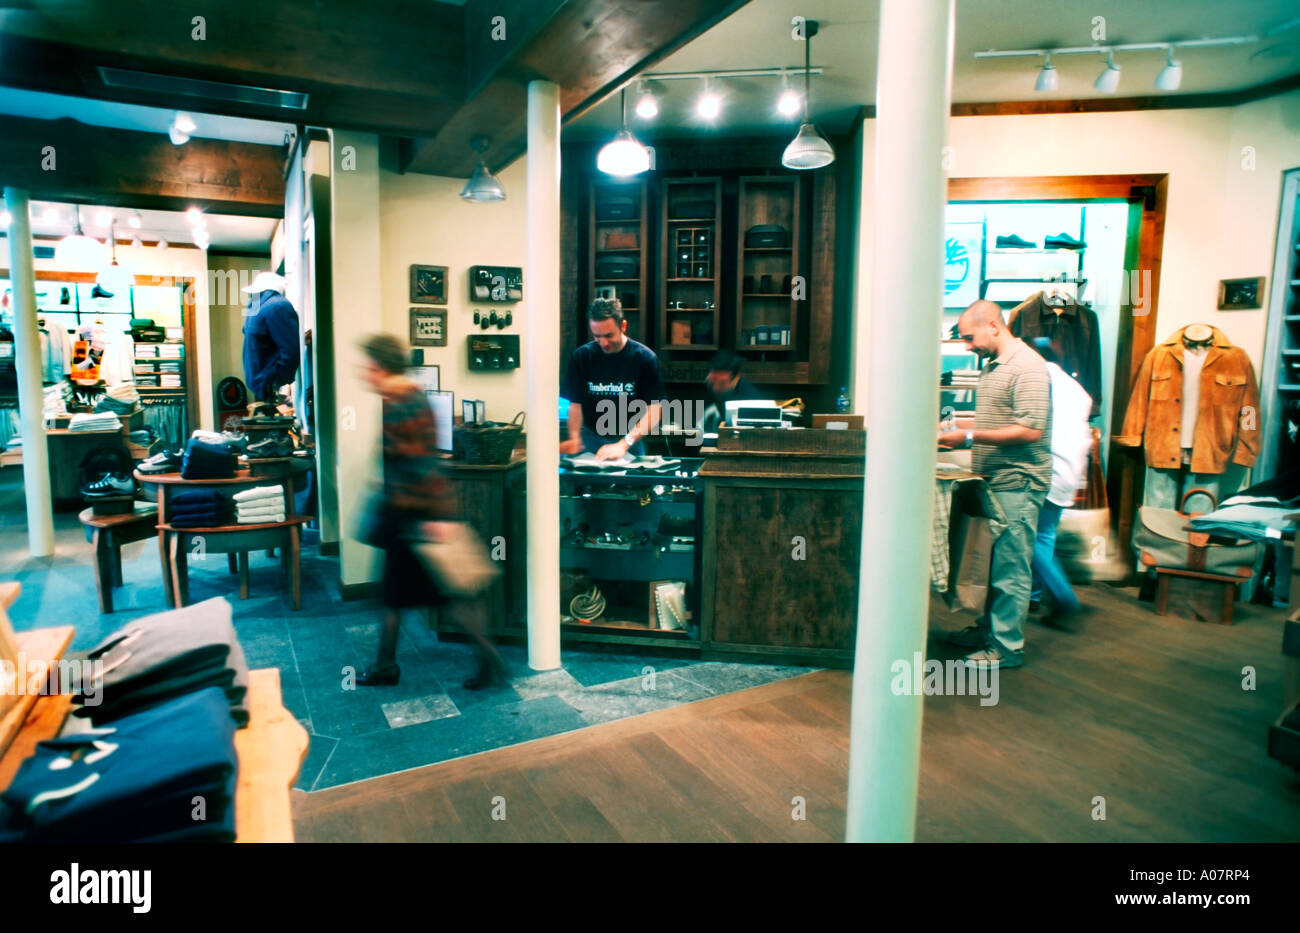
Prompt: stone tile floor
<box><xmin>1</xmin><ymin>467</ymin><xmax>816</xmax><ymax>790</ymax></box>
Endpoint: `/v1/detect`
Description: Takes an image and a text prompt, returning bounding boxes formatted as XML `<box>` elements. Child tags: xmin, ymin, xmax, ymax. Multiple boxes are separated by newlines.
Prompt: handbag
<box><xmin>1134</xmin><ymin>488</ymin><xmax>1261</xmax><ymax>575</ymax></box>
<box><xmin>358</xmin><ymin>490</ymin><xmax>387</xmax><ymax>548</ymax></box>
<box><xmin>409</xmin><ymin>522</ymin><xmax>501</xmax><ymax>597</ymax></box>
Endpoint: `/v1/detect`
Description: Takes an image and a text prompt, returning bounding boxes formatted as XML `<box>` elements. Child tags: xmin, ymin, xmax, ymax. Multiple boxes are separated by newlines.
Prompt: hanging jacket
<box><xmin>1007</xmin><ymin>291</ymin><xmax>1103</xmax><ymax>418</ymax></box>
<box><xmin>241</xmin><ymin>290</ymin><xmax>300</xmax><ymax>399</ymax></box>
<box><xmin>1115</xmin><ymin>325</ymin><xmax>1260</xmax><ymax>474</ymax></box>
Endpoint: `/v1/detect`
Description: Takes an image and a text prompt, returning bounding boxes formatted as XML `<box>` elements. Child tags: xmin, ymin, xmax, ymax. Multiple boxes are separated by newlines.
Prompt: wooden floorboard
<box><xmin>293</xmin><ymin>583</ymin><xmax>1300</xmax><ymax>842</ymax></box>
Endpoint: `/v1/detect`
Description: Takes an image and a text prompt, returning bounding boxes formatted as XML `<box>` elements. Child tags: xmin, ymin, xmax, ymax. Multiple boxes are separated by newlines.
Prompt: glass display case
<box><xmin>559</xmin><ymin>456</ymin><xmax>704</xmax><ymax>645</ymax></box>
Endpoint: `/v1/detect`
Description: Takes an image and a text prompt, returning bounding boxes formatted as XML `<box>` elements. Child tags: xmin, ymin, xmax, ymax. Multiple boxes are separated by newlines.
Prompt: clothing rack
<box><xmin>141</xmin><ymin>393</ymin><xmax>187</xmax><ymax>447</ymax></box>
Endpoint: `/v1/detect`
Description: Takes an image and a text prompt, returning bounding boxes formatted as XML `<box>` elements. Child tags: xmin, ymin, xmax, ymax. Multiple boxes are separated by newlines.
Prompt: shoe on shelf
<box><xmin>82</xmin><ymin>472</ymin><xmax>135</xmax><ymax>497</ymax></box>
<box><xmin>137</xmin><ymin>448</ymin><xmax>184</xmax><ymax>474</ymax></box>
<box><xmin>1044</xmin><ymin>232</ymin><xmax>1086</xmax><ymax>250</ymax></box>
<box><xmin>946</xmin><ymin>625</ymin><xmax>987</xmax><ymax>649</ymax></box>
<box><xmin>995</xmin><ymin>234</ymin><xmax>1036</xmax><ymax>249</ymax></box>
<box><xmin>961</xmin><ymin>647</ymin><xmax>1022</xmax><ymax>670</ymax></box>
<box><xmin>246</xmin><ymin>435</ymin><xmax>293</xmax><ymax>459</ymax></box>
<box><xmin>356</xmin><ymin>662</ymin><xmax>400</xmax><ymax>687</ymax></box>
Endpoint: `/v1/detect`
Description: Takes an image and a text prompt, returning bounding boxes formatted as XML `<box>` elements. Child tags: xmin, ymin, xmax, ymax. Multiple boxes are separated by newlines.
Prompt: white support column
<box><xmin>525</xmin><ymin>79</ymin><xmax>562</xmax><ymax>672</ymax></box>
<box><xmin>4</xmin><ymin>187</ymin><xmax>55</xmax><ymax>557</ymax></box>
<box><xmin>846</xmin><ymin>0</ymin><xmax>954</xmax><ymax>842</ymax></box>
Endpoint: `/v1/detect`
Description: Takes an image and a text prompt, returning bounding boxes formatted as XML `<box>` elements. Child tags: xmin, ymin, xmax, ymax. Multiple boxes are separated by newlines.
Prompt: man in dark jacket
<box><xmin>241</xmin><ymin>272</ymin><xmax>299</xmax><ymax>401</ymax></box>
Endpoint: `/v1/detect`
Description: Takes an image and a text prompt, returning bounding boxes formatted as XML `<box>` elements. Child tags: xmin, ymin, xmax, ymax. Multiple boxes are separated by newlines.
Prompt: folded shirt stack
<box><xmin>169</xmin><ymin>489</ymin><xmax>232</xmax><ymax>527</ymax></box>
<box><xmin>43</xmin><ymin>384</ymin><xmax>68</xmax><ymax>418</ymax></box>
<box><xmin>0</xmin><ymin>687</ymin><xmax>238</xmax><ymax>843</ymax></box>
<box><xmin>181</xmin><ymin>437</ymin><xmax>238</xmax><ymax>479</ymax></box>
<box><xmin>234</xmin><ymin>485</ymin><xmax>285</xmax><ymax>524</ymax></box>
<box><xmin>71</xmin><ymin>596</ymin><xmax>250</xmax><ymax>728</ymax></box>
<box><xmin>68</xmin><ymin>412</ymin><xmax>122</xmax><ymax>432</ymax></box>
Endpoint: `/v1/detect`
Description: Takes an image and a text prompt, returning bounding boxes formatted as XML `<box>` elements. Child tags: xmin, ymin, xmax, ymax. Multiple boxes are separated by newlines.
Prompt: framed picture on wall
<box><xmin>943</xmin><ymin>222</ymin><xmax>984</xmax><ymax>308</ymax></box>
<box><xmin>410</xmin><ymin>265</ymin><xmax>447</xmax><ymax>304</ymax></box>
<box><xmin>1218</xmin><ymin>276</ymin><xmax>1265</xmax><ymax>310</ymax></box>
<box><xmin>410</xmin><ymin>307</ymin><xmax>448</xmax><ymax>346</ymax></box>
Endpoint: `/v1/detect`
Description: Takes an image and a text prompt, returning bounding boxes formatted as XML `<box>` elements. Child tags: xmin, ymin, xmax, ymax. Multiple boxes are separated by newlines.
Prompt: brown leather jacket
<box><xmin>1116</xmin><ymin>325</ymin><xmax>1260</xmax><ymax>473</ymax></box>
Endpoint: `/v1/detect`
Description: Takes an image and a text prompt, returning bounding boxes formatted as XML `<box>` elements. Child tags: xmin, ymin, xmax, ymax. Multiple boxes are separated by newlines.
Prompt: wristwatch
<box><xmin>965</xmin><ymin>430</ymin><xmax>974</xmax><ymax>449</ymax></box>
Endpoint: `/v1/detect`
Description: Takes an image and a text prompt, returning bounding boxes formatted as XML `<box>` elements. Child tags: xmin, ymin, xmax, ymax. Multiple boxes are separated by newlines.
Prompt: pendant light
<box><xmin>460</xmin><ymin>136</ymin><xmax>507</xmax><ymax>202</ymax></box>
<box><xmin>597</xmin><ymin>88</ymin><xmax>651</xmax><ymax>177</ymax></box>
<box><xmin>96</xmin><ymin>222</ymin><xmax>134</xmax><ymax>296</ymax></box>
<box><xmin>782</xmin><ymin>19</ymin><xmax>835</xmax><ymax>170</ymax></box>
<box><xmin>54</xmin><ymin>204</ymin><xmax>108</xmax><ymax>270</ymax></box>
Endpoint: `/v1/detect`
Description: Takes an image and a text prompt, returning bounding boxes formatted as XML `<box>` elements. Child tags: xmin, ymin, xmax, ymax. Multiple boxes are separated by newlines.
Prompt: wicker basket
<box><xmin>455</xmin><ymin>411</ymin><xmax>524</xmax><ymax>464</ymax></box>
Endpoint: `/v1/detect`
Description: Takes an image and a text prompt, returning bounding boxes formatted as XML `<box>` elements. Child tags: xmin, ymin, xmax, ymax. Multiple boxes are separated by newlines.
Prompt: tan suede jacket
<box><xmin>1116</xmin><ymin>325</ymin><xmax>1260</xmax><ymax>473</ymax></box>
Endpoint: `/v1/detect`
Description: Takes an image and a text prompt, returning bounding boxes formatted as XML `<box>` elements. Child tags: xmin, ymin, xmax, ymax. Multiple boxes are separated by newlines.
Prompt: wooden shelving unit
<box><xmin>1259</xmin><ymin>168</ymin><xmax>1300</xmax><ymax>479</ymax></box>
<box><xmin>659</xmin><ymin>177</ymin><xmax>722</xmax><ymax>352</ymax></box>
<box><xmin>588</xmin><ymin>177</ymin><xmax>649</xmax><ymax>345</ymax></box>
<box><xmin>736</xmin><ymin>175</ymin><xmax>800</xmax><ymax>357</ymax></box>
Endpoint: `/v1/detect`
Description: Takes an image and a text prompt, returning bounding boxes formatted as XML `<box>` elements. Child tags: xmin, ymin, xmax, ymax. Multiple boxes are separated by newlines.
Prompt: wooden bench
<box><xmin>161</xmin><ymin>517</ymin><xmax>310</xmax><ymax>610</ymax></box>
<box><xmin>1152</xmin><ymin>565</ymin><xmax>1253</xmax><ymax>625</ymax></box>
<box><xmin>78</xmin><ymin>503</ymin><xmax>159</xmax><ymax>613</ymax></box>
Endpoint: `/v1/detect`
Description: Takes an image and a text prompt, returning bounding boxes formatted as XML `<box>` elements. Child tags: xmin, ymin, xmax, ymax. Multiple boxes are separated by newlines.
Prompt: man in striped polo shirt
<box><xmin>938</xmin><ymin>300</ymin><xmax>1053</xmax><ymax>670</ymax></box>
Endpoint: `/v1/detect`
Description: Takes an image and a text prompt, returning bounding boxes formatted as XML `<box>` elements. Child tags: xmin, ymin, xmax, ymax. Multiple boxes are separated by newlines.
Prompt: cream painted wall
<box><xmin>30</xmin><ymin>242</ymin><xmax>217</xmax><ymax>429</ymax></box>
<box><xmin>852</xmin><ymin>89</ymin><xmax>1300</xmax><ymax>411</ymax></box>
<box><xmin>378</xmin><ymin>161</ymin><xmax>529</xmax><ymax>420</ymax></box>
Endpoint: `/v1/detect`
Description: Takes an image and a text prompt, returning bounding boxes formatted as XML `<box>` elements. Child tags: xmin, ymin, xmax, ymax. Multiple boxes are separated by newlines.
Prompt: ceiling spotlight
<box><xmin>173</xmin><ymin>112</ymin><xmax>196</xmax><ymax>134</ymax></box>
<box><xmin>157</xmin><ymin>237</ymin><xmax>169</xmax><ymax>250</ymax></box>
<box><xmin>186</xmin><ymin>206</ymin><xmax>203</xmax><ymax>223</ymax></box>
<box><xmin>460</xmin><ymin>136</ymin><xmax>507</xmax><ymax>202</ymax></box>
<box><xmin>95</xmin><ymin>209</ymin><xmax>113</xmax><ymax>227</ymax></box>
<box><xmin>597</xmin><ymin>88</ymin><xmax>652</xmax><ymax>177</ymax></box>
<box><xmin>696</xmin><ymin>79</ymin><xmax>721</xmax><ymax>120</ymax></box>
<box><xmin>0</xmin><ymin>211</ymin><xmax>10</xmax><ymax>228</ymax></box>
<box><xmin>1155</xmin><ymin>46</ymin><xmax>1183</xmax><ymax>90</ymax></box>
<box><xmin>634</xmin><ymin>81</ymin><xmax>660</xmax><ymax>119</ymax></box>
<box><xmin>777</xmin><ymin>73</ymin><xmax>802</xmax><ymax>116</ymax></box>
<box><xmin>169</xmin><ymin>125</ymin><xmax>190</xmax><ymax>145</ymax></box>
<box><xmin>41</xmin><ymin>207</ymin><xmax>57</xmax><ymax>225</ymax></box>
<box><xmin>782</xmin><ymin>19</ymin><xmax>835</xmax><ymax>170</ymax></box>
<box><xmin>1094</xmin><ymin>51</ymin><xmax>1121</xmax><ymax>93</ymax></box>
<box><xmin>127</xmin><ymin>211</ymin><xmax>142</xmax><ymax>229</ymax></box>
<box><xmin>1035</xmin><ymin>53</ymin><xmax>1059</xmax><ymax>92</ymax></box>
<box><xmin>131</xmin><ymin>234</ymin><xmax>143</xmax><ymax>249</ymax></box>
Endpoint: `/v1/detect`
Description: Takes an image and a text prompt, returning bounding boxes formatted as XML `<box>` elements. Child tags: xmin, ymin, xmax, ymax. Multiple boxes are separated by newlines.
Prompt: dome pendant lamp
<box><xmin>782</xmin><ymin>18</ymin><xmax>835</xmax><ymax>170</ymax></box>
<box><xmin>461</xmin><ymin>137</ymin><xmax>507</xmax><ymax>202</ymax></box>
<box><xmin>96</xmin><ymin>222</ymin><xmax>134</xmax><ymax>297</ymax></box>
<box><xmin>54</xmin><ymin>203</ymin><xmax>108</xmax><ymax>270</ymax></box>
<box><xmin>597</xmin><ymin>88</ymin><xmax>651</xmax><ymax>176</ymax></box>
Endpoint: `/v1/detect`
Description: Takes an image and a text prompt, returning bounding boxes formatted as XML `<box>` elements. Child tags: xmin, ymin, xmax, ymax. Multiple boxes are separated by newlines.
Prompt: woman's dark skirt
<box><xmin>375</xmin><ymin>508</ymin><xmax>449</xmax><ymax>610</ymax></box>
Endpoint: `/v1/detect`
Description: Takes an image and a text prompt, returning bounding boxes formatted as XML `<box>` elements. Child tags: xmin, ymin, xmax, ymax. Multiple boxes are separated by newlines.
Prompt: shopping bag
<box><xmin>1056</xmin><ymin>507</ymin><xmax>1127</xmax><ymax>582</ymax></box>
<box><xmin>409</xmin><ymin>523</ymin><xmax>501</xmax><ymax>597</ymax></box>
<box><xmin>946</xmin><ymin>513</ymin><xmax>995</xmax><ymax>611</ymax></box>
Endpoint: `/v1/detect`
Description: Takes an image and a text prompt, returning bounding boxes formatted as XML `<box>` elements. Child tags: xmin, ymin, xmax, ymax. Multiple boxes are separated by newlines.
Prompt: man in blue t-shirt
<box><xmin>561</xmin><ymin>298</ymin><xmax>665</xmax><ymax>460</ymax></box>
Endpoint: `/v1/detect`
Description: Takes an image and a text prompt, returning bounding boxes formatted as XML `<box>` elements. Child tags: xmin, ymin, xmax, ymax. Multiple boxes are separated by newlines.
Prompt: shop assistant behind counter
<box><xmin>561</xmin><ymin>298</ymin><xmax>665</xmax><ymax>460</ymax></box>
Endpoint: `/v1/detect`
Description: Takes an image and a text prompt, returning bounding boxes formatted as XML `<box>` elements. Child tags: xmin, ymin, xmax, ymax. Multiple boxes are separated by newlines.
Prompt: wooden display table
<box><xmin>0</xmin><ymin>625</ymin><xmax>75</xmax><ymax>766</ymax></box>
<box><xmin>136</xmin><ymin>460</ymin><xmax>313</xmax><ymax>608</ymax></box>
<box><xmin>78</xmin><ymin>503</ymin><xmax>159</xmax><ymax>613</ymax></box>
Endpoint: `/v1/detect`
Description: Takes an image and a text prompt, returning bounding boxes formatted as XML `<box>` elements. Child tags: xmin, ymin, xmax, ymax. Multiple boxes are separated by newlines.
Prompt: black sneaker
<box><xmin>1044</xmin><ymin>232</ymin><xmax>1086</xmax><ymax>249</ymax></box>
<box><xmin>246</xmin><ymin>435</ymin><xmax>293</xmax><ymax>458</ymax></box>
<box><xmin>82</xmin><ymin>472</ymin><xmax>134</xmax><ymax>497</ymax></box>
<box><xmin>996</xmin><ymin>234</ymin><xmax>1036</xmax><ymax>249</ymax></box>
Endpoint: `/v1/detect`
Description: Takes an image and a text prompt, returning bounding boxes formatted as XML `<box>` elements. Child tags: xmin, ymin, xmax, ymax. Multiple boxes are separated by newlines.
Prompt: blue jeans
<box><xmin>579</xmin><ymin>425</ymin><xmax>645</xmax><ymax>457</ymax></box>
<box><xmin>1031</xmin><ymin>500</ymin><xmax>1080</xmax><ymax>614</ymax></box>
<box><xmin>977</xmin><ymin>484</ymin><xmax>1043</xmax><ymax>660</ymax></box>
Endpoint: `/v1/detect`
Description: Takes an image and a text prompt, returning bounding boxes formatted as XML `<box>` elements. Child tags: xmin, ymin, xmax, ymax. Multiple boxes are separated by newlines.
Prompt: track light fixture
<box><xmin>777</xmin><ymin>72</ymin><xmax>802</xmax><ymax>116</ymax></box>
<box><xmin>1034</xmin><ymin>53</ymin><xmax>1059</xmax><ymax>92</ymax></box>
<box><xmin>634</xmin><ymin>80</ymin><xmax>660</xmax><ymax>120</ymax></box>
<box><xmin>1094</xmin><ymin>51</ymin><xmax>1121</xmax><ymax>93</ymax></box>
<box><xmin>1155</xmin><ymin>46</ymin><xmax>1183</xmax><ymax>90</ymax></box>
<box><xmin>696</xmin><ymin>78</ymin><xmax>721</xmax><ymax>120</ymax></box>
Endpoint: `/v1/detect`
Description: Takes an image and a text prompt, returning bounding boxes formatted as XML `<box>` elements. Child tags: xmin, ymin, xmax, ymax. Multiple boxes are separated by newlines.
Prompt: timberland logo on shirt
<box><xmin>50</xmin><ymin>864</ymin><xmax>151</xmax><ymax>913</ymax></box>
<box><xmin>587</xmin><ymin>381</ymin><xmax>636</xmax><ymax>395</ymax></box>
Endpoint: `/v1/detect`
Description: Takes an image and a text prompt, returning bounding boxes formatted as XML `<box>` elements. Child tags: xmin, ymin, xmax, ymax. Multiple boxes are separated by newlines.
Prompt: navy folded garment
<box><xmin>1</xmin><ymin>687</ymin><xmax>238</xmax><ymax>843</ymax></box>
<box><xmin>181</xmin><ymin>439</ymin><xmax>238</xmax><ymax>479</ymax></box>
<box><xmin>171</xmin><ymin>489</ymin><xmax>226</xmax><ymax>508</ymax></box>
<box><xmin>169</xmin><ymin>511</ymin><xmax>226</xmax><ymax>528</ymax></box>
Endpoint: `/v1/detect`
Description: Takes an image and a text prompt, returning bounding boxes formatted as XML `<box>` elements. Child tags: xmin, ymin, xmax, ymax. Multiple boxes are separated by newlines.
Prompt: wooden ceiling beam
<box><xmin>0</xmin><ymin>115</ymin><xmax>285</xmax><ymax>217</ymax></box>
<box><xmin>403</xmin><ymin>0</ymin><xmax>752</xmax><ymax>177</ymax></box>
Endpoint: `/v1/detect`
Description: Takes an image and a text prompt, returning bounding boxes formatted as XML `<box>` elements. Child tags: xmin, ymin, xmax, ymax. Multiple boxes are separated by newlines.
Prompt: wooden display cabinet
<box><xmin>588</xmin><ymin>178</ymin><xmax>649</xmax><ymax>345</ymax></box>
<box><xmin>736</xmin><ymin>175</ymin><xmax>801</xmax><ymax>356</ymax></box>
<box><xmin>659</xmin><ymin>177</ymin><xmax>722</xmax><ymax>352</ymax></box>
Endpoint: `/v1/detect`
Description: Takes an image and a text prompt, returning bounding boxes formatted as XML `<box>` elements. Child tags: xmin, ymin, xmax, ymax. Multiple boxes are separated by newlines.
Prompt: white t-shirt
<box><xmin>1181</xmin><ymin>345</ymin><xmax>1207</xmax><ymax>449</ymax></box>
<box><xmin>1045</xmin><ymin>362</ymin><xmax>1094</xmax><ymax>507</ymax></box>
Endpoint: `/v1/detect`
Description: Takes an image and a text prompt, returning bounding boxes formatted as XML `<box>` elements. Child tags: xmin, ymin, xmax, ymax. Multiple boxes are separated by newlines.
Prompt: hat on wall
<box><xmin>241</xmin><ymin>271</ymin><xmax>287</xmax><ymax>295</ymax></box>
